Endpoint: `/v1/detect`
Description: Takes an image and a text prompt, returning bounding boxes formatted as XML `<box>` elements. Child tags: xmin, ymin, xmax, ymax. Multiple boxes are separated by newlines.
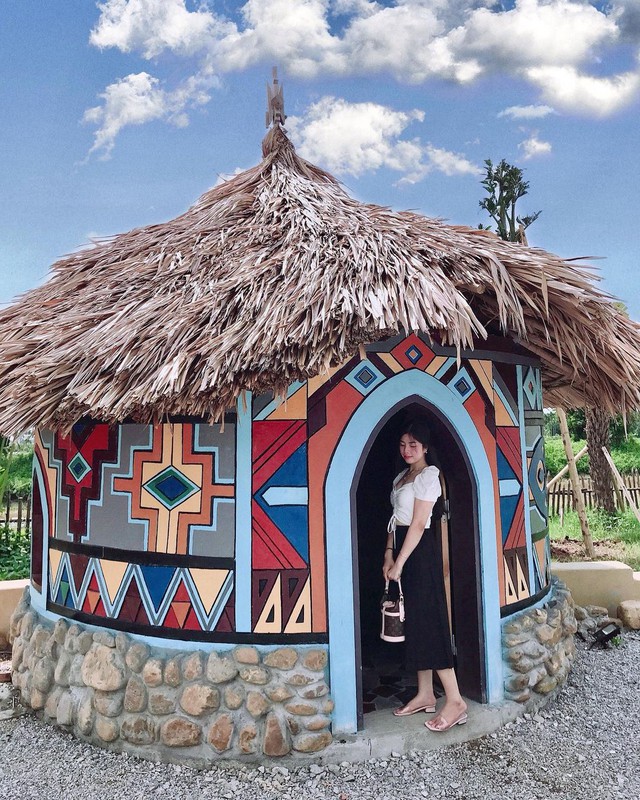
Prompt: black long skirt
<box><xmin>394</xmin><ymin>524</ymin><xmax>454</xmax><ymax>672</ymax></box>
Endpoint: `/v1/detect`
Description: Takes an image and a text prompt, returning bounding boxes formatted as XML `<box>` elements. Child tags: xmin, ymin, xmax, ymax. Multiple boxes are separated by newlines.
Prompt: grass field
<box><xmin>549</xmin><ymin>508</ymin><xmax>640</xmax><ymax>571</ymax></box>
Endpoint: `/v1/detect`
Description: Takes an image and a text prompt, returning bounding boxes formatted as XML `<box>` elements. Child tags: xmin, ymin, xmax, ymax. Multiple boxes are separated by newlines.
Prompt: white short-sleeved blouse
<box><xmin>389</xmin><ymin>465</ymin><xmax>442</xmax><ymax>528</ymax></box>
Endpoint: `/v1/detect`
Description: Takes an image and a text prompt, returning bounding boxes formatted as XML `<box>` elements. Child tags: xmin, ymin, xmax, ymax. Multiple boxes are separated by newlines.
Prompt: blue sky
<box><xmin>1</xmin><ymin>1</ymin><xmax>639</xmax><ymax>320</ymax></box>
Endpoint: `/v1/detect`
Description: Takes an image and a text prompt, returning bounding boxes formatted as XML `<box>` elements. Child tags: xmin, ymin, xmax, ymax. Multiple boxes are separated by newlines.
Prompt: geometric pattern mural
<box><xmin>250</xmin><ymin>399</ymin><xmax>312</xmax><ymax>633</ymax></box>
<box><xmin>113</xmin><ymin>423</ymin><xmax>235</xmax><ymax>555</ymax></box>
<box><xmin>304</xmin><ymin>332</ymin><xmax>541</xmax><ymax>615</ymax></box>
<box><xmin>493</xmin><ymin>365</ymin><xmax>532</xmax><ymax>606</ymax></box>
<box><xmin>521</xmin><ymin>364</ymin><xmax>551</xmax><ymax>595</ymax></box>
<box><xmin>52</xmin><ymin>422</ymin><xmax>119</xmax><ymax>541</ymax></box>
<box><xmin>48</xmin><ymin>543</ymin><xmax>234</xmax><ymax>635</ymax></box>
<box><xmin>40</xmin><ymin>331</ymin><xmax>551</xmax><ymax>641</ymax></box>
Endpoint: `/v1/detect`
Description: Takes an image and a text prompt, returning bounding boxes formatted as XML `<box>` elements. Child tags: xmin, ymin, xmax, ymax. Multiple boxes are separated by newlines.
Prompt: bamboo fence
<box><xmin>547</xmin><ymin>470</ymin><xmax>640</xmax><ymax>516</ymax></box>
<box><xmin>3</xmin><ymin>496</ymin><xmax>31</xmax><ymax>533</ymax></box>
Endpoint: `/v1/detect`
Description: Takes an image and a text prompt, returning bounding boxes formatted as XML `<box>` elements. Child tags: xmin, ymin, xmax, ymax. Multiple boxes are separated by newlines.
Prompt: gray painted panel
<box><xmin>86</xmin><ymin>425</ymin><xmax>151</xmax><ymax>550</ymax></box>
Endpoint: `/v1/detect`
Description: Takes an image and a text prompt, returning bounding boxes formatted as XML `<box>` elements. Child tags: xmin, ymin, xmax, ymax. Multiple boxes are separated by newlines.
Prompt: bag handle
<box><xmin>396</xmin><ymin>578</ymin><xmax>405</xmax><ymax>622</ymax></box>
<box><xmin>381</xmin><ymin>578</ymin><xmax>405</xmax><ymax>623</ymax></box>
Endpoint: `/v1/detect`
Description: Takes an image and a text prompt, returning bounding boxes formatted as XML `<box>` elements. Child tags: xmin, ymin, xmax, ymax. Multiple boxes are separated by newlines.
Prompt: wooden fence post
<box><xmin>546</xmin><ymin>446</ymin><xmax>588</xmax><ymax>490</ymax></box>
<box><xmin>602</xmin><ymin>447</ymin><xmax>640</xmax><ymax>526</ymax></box>
<box><xmin>557</xmin><ymin>407</ymin><xmax>595</xmax><ymax>557</ymax></box>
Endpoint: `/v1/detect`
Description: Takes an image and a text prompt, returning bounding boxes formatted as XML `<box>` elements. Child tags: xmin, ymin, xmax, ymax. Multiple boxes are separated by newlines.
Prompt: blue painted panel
<box><xmin>497</xmin><ymin>447</ymin><xmax>517</xmax><ymax>482</ymax></box>
<box><xmin>264</xmin><ymin>443</ymin><xmax>308</xmax><ymax>487</ymax></box>
<box><xmin>499</xmin><ymin>492</ymin><xmax>521</xmax><ymax>543</ymax></box>
<box><xmin>258</xmin><ymin>505</ymin><xmax>309</xmax><ymax>562</ymax></box>
<box><xmin>344</xmin><ymin>359</ymin><xmax>386</xmax><ymax>396</ymax></box>
<box><xmin>32</xmin><ymin>455</ymin><xmax>49</xmax><ymax>603</ymax></box>
<box><xmin>235</xmin><ymin>395</ymin><xmax>253</xmax><ymax>633</ymax></box>
<box><xmin>255</xmin><ymin>443</ymin><xmax>309</xmax><ymax>561</ymax></box>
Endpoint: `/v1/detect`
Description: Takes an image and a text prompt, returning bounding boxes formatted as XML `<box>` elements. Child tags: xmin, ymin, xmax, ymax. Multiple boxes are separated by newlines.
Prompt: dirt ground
<box><xmin>550</xmin><ymin>536</ymin><xmax>626</xmax><ymax>562</ymax></box>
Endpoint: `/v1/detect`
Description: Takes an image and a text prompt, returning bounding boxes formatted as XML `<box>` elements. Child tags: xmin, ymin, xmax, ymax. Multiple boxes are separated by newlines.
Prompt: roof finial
<box><xmin>266</xmin><ymin>66</ymin><xmax>286</xmax><ymax>128</ymax></box>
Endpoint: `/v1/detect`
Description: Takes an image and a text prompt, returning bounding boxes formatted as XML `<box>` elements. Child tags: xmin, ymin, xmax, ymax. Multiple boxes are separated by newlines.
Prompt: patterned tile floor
<box><xmin>361</xmin><ymin>643</ymin><xmax>443</xmax><ymax>714</ymax></box>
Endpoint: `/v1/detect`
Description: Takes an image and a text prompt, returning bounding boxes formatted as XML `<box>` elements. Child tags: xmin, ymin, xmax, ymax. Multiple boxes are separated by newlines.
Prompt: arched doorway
<box><xmin>356</xmin><ymin>401</ymin><xmax>483</xmax><ymax>727</ymax></box>
<box><xmin>325</xmin><ymin>370</ymin><xmax>502</xmax><ymax>734</ymax></box>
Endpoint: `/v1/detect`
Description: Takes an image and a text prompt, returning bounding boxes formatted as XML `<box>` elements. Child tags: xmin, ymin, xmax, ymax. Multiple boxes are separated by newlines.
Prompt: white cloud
<box><xmin>84</xmin><ymin>0</ymin><xmax>640</xmax><ymax>154</ymax></box>
<box><xmin>423</xmin><ymin>144</ymin><xmax>482</xmax><ymax>177</ymax></box>
<box><xmin>83</xmin><ymin>71</ymin><xmax>214</xmax><ymax>159</ymax></box>
<box><xmin>519</xmin><ymin>133</ymin><xmax>552</xmax><ymax>159</ymax></box>
<box><xmin>498</xmin><ymin>104</ymin><xmax>556</xmax><ymax>119</ymax></box>
<box><xmin>287</xmin><ymin>97</ymin><xmax>424</xmax><ymax>177</ymax></box>
<box><xmin>448</xmin><ymin>0</ymin><xmax>618</xmax><ymax>71</ymax></box>
<box><xmin>89</xmin><ymin>0</ymin><xmax>636</xmax><ymax>83</ymax></box>
<box><xmin>339</xmin><ymin>4</ymin><xmax>458</xmax><ymax>83</ymax></box>
<box><xmin>287</xmin><ymin>96</ymin><xmax>481</xmax><ymax>183</ymax></box>
<box><xmin>216</xmin><ymin>0</ymin><xmax>340</xmax><ymax>78</ymax></box>
<box><xmin>526</xmin><ymin>65</ymin><xmax>640</xmax><ymax>116</ymax></box>
<box><xmin>90</xmin><ymin>0</ymin><xmax>226</xmax><ymax>58</ymax></box>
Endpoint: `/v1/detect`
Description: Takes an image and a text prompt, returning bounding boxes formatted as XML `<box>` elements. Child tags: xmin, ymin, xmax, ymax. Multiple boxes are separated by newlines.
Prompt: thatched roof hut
<box><xmin>11</xmin><ymin>96</ymin><xmax>640</xmax><ymax>757</ymax></box>
<box><xmin>0</xmin><ymin>124</ymin><xmax>639</xmax><ymax>437</ymax></box>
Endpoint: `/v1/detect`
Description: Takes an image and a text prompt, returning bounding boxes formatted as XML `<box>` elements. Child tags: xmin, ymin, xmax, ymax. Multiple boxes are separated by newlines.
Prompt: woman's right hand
<box><xmin>382</xmin><ymin>552</ymin><xmax>394</xmax><ymax>581</ymax></box>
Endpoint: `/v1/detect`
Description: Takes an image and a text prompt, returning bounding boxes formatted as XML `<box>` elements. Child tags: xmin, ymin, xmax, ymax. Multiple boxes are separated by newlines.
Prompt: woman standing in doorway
<box><xmin>383</xmin><ymin>418</ymin><xmax>467</xmax><ymax>732</ymax></box>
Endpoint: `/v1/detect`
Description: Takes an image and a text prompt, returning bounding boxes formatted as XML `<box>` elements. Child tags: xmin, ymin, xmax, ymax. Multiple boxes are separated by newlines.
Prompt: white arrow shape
<box><xmin>262</xmin><ymin>486</ymin><xmax>309</xmax><ymax>506</ymax></box>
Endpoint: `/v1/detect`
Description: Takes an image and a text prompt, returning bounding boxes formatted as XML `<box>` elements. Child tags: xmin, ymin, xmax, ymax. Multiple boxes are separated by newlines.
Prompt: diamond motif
<box><xmin>354</xmin><ymin>366</ymin><xmax>376</xmax><ymax>388</ymax></box>
<box><xmin>405</xmin><ymin>345</ymin><xmax>422</xmax><ymax>364</ymax></box>
<box><xmin>68</xmin><ymin>452</ymin><xmax>91</xmax><ymax>483</ymax></box>
<box><xmin>454</xmin><ymin>377</ymin><xmax>471</xmax><ymax>396</ymax></box>
<box><xmin>143</xmin><ymin>466</ymin><xmax>199</xmax><ymax>510</ymax></box>
<box><xmin>345</xmin><ymin>359</ymin><xmax>385</xmax><ymax>396</ymax></box>
<box><xmin>522</xmin><ymin>366</ymin><xmax>541</xmax><ymax>410</ymax></box>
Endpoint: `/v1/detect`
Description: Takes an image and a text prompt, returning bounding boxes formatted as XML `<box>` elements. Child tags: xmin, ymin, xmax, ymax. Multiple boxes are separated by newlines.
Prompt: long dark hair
<box><xmin>399</xmin><ymin>418</ymin><xmax>431</xmax><ymax>451</ymax></box>
<box><xmin>398</xmin><ymin>416</ymin><xmax>441</xmax><ymax>467</ymax></box>
<box><xmin>398</xmin><ymin>416</ymin><xmax>444</xmax><ymax>519</ymax></box>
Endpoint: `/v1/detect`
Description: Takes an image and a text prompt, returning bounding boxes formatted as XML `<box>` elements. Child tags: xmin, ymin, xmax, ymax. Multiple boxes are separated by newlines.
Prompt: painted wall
<box><xmin>32</xmin><ymin>333</ymin><xmax>550</xmax><ymax>643</ymax></box>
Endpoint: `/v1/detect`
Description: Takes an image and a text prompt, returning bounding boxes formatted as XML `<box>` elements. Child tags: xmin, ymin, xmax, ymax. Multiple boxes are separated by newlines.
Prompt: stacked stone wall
<box><xmin>502</xmin><ymin>577</ymin><xmax>577</xmax><ymax>706</ymax></box>
<box><xmin>9</xmin><ymin>591</ymin><xmax>333</xmax><ymax>763</ymax></box>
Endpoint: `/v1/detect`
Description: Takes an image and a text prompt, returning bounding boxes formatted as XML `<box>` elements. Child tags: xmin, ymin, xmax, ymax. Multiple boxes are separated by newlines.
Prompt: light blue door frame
<box><xmin>325</xmin><ymin>370</ymin><xmax>503</xmax><ymax>734</ymax></box>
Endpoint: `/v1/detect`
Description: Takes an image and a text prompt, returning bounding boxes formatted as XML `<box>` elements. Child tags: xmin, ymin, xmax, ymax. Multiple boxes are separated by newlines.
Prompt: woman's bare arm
<box><xmin>387</xmin><ymin>498</ymin><xmax>434</xmax><ymax>581</ymax></box>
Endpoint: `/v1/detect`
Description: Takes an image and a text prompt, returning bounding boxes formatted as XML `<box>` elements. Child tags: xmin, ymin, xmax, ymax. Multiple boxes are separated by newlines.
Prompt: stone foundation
<box><xmin>9</xmin><ymin>590</ymin><xmax>332</xmax><ymax>763</ymax></box>
<box><xmin>501</xmin><ymin>577</ymin><xmax>577</xmax><ymax>706</ymax></box>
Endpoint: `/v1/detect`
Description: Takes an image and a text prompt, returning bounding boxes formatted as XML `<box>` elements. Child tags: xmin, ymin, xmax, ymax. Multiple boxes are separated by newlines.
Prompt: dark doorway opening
<box><xmin>30</xmin><ymin>472</ymin><xmax>44</xmax><ymax>593</ymax></box>
<box><xmin>355</xmin><ymin>400</ymin><xmax>485</xmax><ymax>727</ymax></box>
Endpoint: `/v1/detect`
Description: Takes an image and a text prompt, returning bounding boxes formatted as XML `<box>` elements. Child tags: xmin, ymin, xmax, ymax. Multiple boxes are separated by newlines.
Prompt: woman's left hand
<box><xmin>387</xmin><ymin>562</ymin><xmax>403</xmax><ymax>582</ymax></box>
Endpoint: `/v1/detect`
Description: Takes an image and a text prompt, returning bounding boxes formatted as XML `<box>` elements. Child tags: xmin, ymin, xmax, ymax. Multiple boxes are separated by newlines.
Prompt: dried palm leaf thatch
<box><xmin>0</xmin><ymin>125</ymin><xmax>638</xmax><ymax>436</ymax></box>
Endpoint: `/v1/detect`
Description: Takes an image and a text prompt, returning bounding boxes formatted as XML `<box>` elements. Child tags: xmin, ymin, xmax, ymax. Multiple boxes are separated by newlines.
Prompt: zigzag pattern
<box><xmin>48</xmin><ymin>549</ymin><xmax>233</xmax><ymax>633</ymax></box>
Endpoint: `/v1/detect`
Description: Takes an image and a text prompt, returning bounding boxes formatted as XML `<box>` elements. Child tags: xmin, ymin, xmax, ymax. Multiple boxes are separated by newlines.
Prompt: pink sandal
<box><xmin>425</xmin><ymin>711</ymin><xmax>468</xmax><ymax>731</ymax></box>
<box><xmin>393</xmin><ymin>703</ymin><xmax>437</xmax><ymax>716</ymax></box>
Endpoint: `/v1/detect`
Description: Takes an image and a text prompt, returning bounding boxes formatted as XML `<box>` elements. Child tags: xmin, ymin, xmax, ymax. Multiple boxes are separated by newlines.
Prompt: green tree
<box><xmin>478</xmin><ymin>158</ymin><xmax>541</xmax><ymax>242</ymax></box>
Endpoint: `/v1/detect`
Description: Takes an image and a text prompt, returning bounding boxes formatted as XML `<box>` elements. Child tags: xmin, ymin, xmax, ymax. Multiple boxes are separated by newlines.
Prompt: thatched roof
<box><xmin>0</xmin><ymin>124</ymin><xmax>639</xmax><ymax>436</ymax></box>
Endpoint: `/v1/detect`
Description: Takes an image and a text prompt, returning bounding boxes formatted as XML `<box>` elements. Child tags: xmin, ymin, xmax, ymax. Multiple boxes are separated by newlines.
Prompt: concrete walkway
<box><xmin>318</xmin><ymin>698</ymin><xmax>522</xmax><ymax>763</ymax></box>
